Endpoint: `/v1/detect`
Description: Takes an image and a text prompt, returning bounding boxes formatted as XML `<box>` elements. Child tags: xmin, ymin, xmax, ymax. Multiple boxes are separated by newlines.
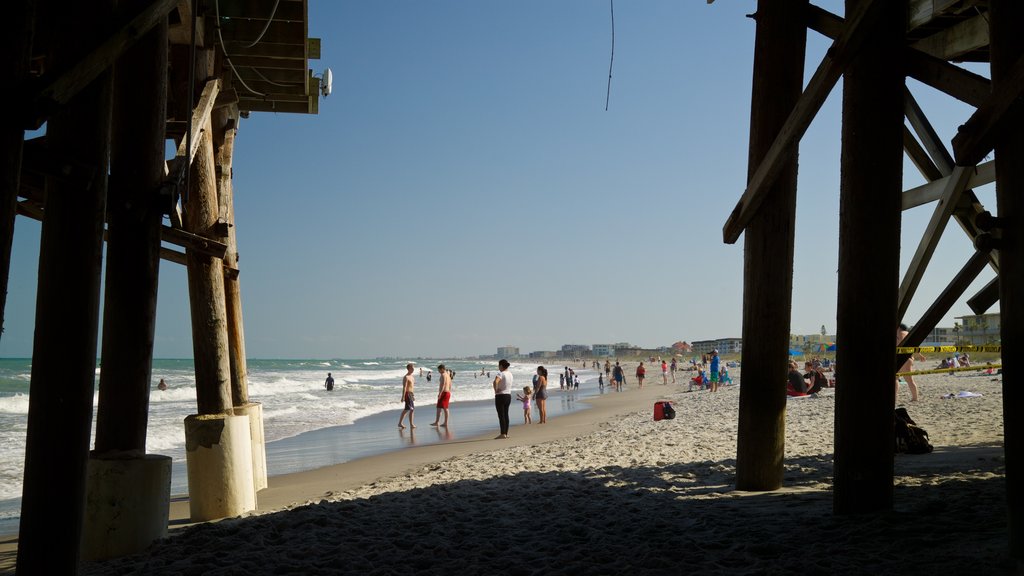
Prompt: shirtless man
<box><xmin>398</xmin><ymin>363</ymin><xmax>416</xmax><ymax>429</ymax></box>
<box><xmin>431</xmin><ymin>363</ymin><xmax>452</xmax><ymax>427</ymax></box>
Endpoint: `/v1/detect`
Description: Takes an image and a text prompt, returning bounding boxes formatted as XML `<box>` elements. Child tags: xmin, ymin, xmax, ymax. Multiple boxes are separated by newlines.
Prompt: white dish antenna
<box><xmin>320</xmin><ymin>68</ymin><xmax>333</xmax><ymax>97</ymax></box>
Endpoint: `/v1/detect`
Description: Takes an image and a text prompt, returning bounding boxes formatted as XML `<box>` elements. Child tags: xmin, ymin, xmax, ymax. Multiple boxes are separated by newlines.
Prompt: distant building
<box><xmin>496</xmin><ymin>345</ymin><xmax>519</xmax><ymax>358</ymax></box>
<box><xmin>954</xmin><ymin>313</ymin><xmax>1001</xmax><ymax>345</ymax></box>
<box><xmin>692</xmin><ymin>339</ymin><xmax>741</xmax><ymax>355</ymax></box>
<box><xmin>528</xmin><ymin>350</ymin><xmax>557</xmax><ymax>359</ymax></box>
<box><xmin>592</xmin><ymin>344</ymin><xmax>615</xmax><ymax>357</ymax></box>
<box><xmin>560</xmin><ymin>344</ymin><xmax>591</xmax><ymax>357</ymax></box>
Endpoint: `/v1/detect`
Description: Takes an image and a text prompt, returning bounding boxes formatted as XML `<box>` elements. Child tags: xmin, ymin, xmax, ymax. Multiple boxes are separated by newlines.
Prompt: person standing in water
<box><xmin>431</xmin><ymin>363</ymin><xmax>452</xmax><ymax>427</ymax></box>
<box><xmin>398</xmin><ymin>363</ymin><xmax>416</xmax><ymax>429</ymax></box>
<box><xmin>324</xmin><ymin>372</ymin><xmax>335</xmax><ymax>391</ymax></box>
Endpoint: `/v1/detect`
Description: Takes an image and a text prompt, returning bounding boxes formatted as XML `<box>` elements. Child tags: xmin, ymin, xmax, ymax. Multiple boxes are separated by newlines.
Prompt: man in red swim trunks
<box><xmin>431</xmin><ymin>363</ymin><xmax>452</xmax><ymax>427</ymax></box>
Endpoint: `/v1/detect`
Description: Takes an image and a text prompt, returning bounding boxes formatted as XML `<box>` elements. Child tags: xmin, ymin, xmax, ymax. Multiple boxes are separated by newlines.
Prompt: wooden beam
<box><xmin>911</xmin><ymin>12</ymin><xmax>990</xmax><ymax>61</ymax></box>
<box><xmin>905</xmin><ymin>88</ymin><xmax>955</xmax><ymax>172</ymax></box>
<box><xmin>23</xmin><ymin>0</ymin><xmax>180</xmax><ymax>130</ymax></box>
<box><xmin>951</xmin><ymin>51</ymin><xmax>1024</xmax><ymax>166</ymax></box>
<box><xmin>967</xmin><ymin>277</ymin><xmax>1000</xmax><ymax>314</ymax></box>
<box><xmin>904</xmin><ymin>48</ymin><xmax>991</xmax><ymax>108</ymax></box>
<box><xmin>176</xmin><ymin>78</ymin><xmax>222</xmax><ymax>165</ymax></box>
<box><xmin>723</xmin><ymin>0</ymin><xmax>887</xmax><ymax>244</ymax></box>
<box><xmin>808</xmin><ymin>4</ymin><xmax>991</xmax><ymax>107</ymax></box>
<box><xmin>833</xmin><ymin>0</ymin><xmax>906</xmax><ymax>516</ymax></box>
<box><xmin>735</xmin><ymin>0</ymin><xmax>807</xmax><ymax>493</ymax></box>
<box><xmin>897</xmin><ymin>165</ymin><xmax>974</xmax><ymax>321</ymax></box>
<box><xmin>908</xmin><ymin>0</ymin><xmax>968</xmax><ymax>30</ymax></box>
<box><xmin>903</xmin><ymin>125</ymin><xmax>944</xmax><ymax>182</ymax></box>
<box><xmin>903</xmin><ymin>159</ymin><xmax>995</xmax><ymax>209</ymax></box>
<box><xmin>161</xmin><ymin>225</ymin><xmax>228</xmax><ymax>259</ymax></box>
<box><xmin>989</xmin><ymin>0</ymin><xmax>1024</xmax><ymax>559</ymax></box>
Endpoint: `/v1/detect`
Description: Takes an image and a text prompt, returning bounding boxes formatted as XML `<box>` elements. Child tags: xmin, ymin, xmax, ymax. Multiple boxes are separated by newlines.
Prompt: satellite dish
<box><xmin>321</xmin><ymin>68</ymin><xmax>333</xmax><ymax>97</ymax></box>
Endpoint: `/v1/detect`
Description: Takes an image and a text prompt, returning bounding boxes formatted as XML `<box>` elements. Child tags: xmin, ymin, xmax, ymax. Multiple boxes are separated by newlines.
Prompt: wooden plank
<box><xmin>723</xmin><ymin>0</ymin><xmax>887</xmax><ymax>244</ymax></box>
<box><xmin>23</xmin><ymin>0</ymin><xmax>180</xmax><ymax>130</ymax></box>
<box><xmin>161</xmin><ymin>224</ymin><xmax>228</xmax><ymax>259</ymax></box>
<box><xmin>734</xmin><ymin>0</ymin><xmax>807</xmax><ymax>493</ymax></box>
<box><xmin>903</xmin><ymin>159</ymin><xmax>995</xmax><ymax>209</ymax></box>
<box><xmin>967</xmin><ymin>277</ymin><xmax>999</xmax><ymax>314</ymax></box>
<box><xmin>910</xmin><ymin>12</ymin><xmax>990</xmax><ymax>60</ymax></box>
<box><xmin>905</xmin><ymin>88</ymin><xmax>955</xmax><ymax>172</ymax></box>
<box><xmin>904</xmin><ymin>48</ymin><xmax>991</xmax><ymax>107</ymax></box>
<box><xmin>898</xmin><ymin>165</ymin><xmax>974</xmax><ymax>321</ymax></box>
<box><xmin>951</xmin><ymin>51</ymin><xmax>1024</xmax><ymax>166</ymax></box>
<box><xmin>808</xmin><ymin>4</ymin><xmax>991</xmax><ymax>107</ymax></box>
<box><xmin>160</xmin><ymin>246</ymin><xmax>187</xmax><ymax>266</ymax></box>
<box><xmin>903</xmin><ymin>125</ymin><xmax>944</xmax><ymax>182</ymax></box>
<box><xmin>908</xmin><ymin>0</ymin><xmax>964</xmax><ymax>30</ymax></box>
<box><xmin>833</xmin><ymin>0</ymin><xmax>906</xmax><ymax>516</ymax></box>
<box><xmin>215</xmin><ymin>0</ymin><xmax>305</xmax><ymax>22</ymax></box>
<box><xmin>238</xmin><ymin>98</ymin><xmax>315</xmax><ymax>114</ymax></box>
<box><xmin>168</xmin><ymin>0</ymin><xmax>204</xmax><ymax>47</ymax></box>
<box><xmin>176</xmin><ymin>78</ymin><xmax>222</xmax><ymax>165</ymax></box>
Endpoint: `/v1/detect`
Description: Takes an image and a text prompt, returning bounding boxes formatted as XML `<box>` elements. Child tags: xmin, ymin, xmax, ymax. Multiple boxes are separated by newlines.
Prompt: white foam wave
<box><xmin>0</xmin><ymin>394</ymin><xmax>30</xmax><ymax>415</ymax></box>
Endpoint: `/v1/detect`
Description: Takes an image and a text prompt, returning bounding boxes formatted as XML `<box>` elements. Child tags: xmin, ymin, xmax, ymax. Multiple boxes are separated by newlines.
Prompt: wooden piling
<box><xmin>832</xmin><ymin>0</ymin><xmax>906</xmax><ymax>514</ymax></box>
<box><xmin>16</xmin><ymin>1</ymin><xmax>114</xmax><ymax>571</ymax></box>
<box><xmin>990</xmin><ymin>0</ymin><xmax>1024</xmax><ymax>559</ymax></box>
<box><xmin>735</xmin><ymin>0</ymin><xmax>808</xmax><ymax>491</ymax></box>
<box><xmin>94</xmin><ymin>0</ymin><xmax>168</xmax><ymax>453</ymax></box>
<box><xmin>0</xmin><ymin>0</ymin><xmax>34</xmax><ymax>341</ymax></box>
<box><xmin>185</xmin><ymin>109</ymin><xmax>233</xmax><ymax>415</ymax></box>
<box><xmin>214</xmin><ymin>106</ymin><xmax>250</xmax><ymax>406</ymax></box>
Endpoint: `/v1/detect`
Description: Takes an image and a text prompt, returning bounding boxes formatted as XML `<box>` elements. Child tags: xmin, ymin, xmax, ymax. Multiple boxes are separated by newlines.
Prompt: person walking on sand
<box><xmin>430</xmin><ymin>363</ymin><xmax>452</xmax><ymax>427</ymax></box>
<box><xmin>661</xmin><ymin>359</ymin><xmax>669</xmax><ymax>385</ymax></box>
<box><xmin>398</xmin><ymin>363</ymin><xmax>416</xmax><ymax>429</ymax></box>
<box><xmin>896</xmin><ymin>324</ymin><xmax>925</xmax><ymax>403</ymax></box>
<box><xmin>516</xmin><ymin>386</ymin><xmax>533</xmax><ymax>424</ymax></box>
<box><xmin>324</xmin><ymin>372</ymin><xmax>335</xmax><ymax>391</ymax></box>
<box><xmin>534</xmin><ymin>366</ymin><xmax>549</xmax><ymax>423</ymax></box>
<box><xmin>709</xmin><ymin>350</ymin><xmax>721</xmax><ymax>392</ymax></box>
<box><xmin>636</xmin><ymin>362</ymin><xmax>646</xmax><ymax>388</ymax></box>
<box><xmin>670</xmin><ymin>358</ymin><xmax>678</xmax><ymax>383</ymax></box>
<box><xmin>612</xmin><ymin>362</ymin><xmax>624</xmax><ymax>392</ymax></box>
<box><xmin>493</xmin><ymin>359</ymin><xmax>513</xmax><ymax>439</ymax></box>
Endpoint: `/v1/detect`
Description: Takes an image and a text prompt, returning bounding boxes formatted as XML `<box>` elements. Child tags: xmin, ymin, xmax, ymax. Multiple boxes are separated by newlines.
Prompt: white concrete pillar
<box><xmin>234</xmin><ymin>402</ymin><xmax>268</xmax><ymax>491</ymax></box>
<box><xmin>81</xmin><ymin>453</ymin><xmax>172</xmax><ymax>561</ymax></box>
<box><xmin>184</xmin><ymin>413</ymin><xmax>256</xmax><ymax>521</ymax></box>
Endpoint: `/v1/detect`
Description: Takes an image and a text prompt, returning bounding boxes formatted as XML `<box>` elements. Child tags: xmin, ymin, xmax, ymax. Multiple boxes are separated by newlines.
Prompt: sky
<box><xmin>0</xmin><ymin>1</ymin><xmax>999</xmax><ymax>359</ymax></box>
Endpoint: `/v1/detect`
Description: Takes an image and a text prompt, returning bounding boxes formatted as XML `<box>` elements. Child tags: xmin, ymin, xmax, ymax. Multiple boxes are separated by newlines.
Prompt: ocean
<box><xmin>0</xmin><ymin>357</ymin><xmax>603</xmax><ymax>535</ymax></box>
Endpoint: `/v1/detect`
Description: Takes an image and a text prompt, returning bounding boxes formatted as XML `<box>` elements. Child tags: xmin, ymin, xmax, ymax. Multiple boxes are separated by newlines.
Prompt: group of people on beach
<box><xmin>396</xmin><ymin>363</ymin><xmax>453</xmax><ymax>430</ymax></box>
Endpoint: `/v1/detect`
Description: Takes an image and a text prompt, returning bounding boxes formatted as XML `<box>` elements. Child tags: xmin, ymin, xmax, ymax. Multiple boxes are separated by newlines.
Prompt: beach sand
<box><xmin>2</xmin><ymin>367</ymin><xmax>1014</xmax><ymax>575</ymax></box>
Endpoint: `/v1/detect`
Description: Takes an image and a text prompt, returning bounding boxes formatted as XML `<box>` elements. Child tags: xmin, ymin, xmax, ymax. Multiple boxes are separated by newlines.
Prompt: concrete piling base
<box><xmin>184</xmin><ymin>413</ymin><xmax>256</xmax><ymax>522</ymax></box>
<box><xmin>234</xmin><ymin>402</ymin><xmax>268</xmax><ymax>491</ymax></box>
<box><xmin>82</xmin><ymin>453</ymin><xmax>172</xmax><ymax>561</ymax></box>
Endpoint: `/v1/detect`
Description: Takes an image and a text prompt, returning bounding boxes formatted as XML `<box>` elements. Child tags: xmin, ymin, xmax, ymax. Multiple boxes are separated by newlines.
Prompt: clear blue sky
<box><xmin>0</xmin><ymin>1</ymin><xmax>998</xmax><ymax>359</ymax></box>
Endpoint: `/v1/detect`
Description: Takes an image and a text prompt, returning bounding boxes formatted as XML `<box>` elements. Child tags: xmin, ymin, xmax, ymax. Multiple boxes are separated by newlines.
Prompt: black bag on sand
<box><xmin>662</xmin><ymin>402</ymin><xmax>676</xmax><ymax>420</ymax></box>
<box><xmin>895</xmin><ymin>407</ymin><xmax>933</xmax><ymax>454</ymax></box>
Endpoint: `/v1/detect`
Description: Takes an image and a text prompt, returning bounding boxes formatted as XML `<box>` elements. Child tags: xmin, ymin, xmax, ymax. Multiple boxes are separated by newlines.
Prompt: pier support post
<box><xmin>17</xmin><ymin>2</ymin><xmax>114</xmax><ymax>572</ymax></box>
<box><xmin>0</xmin><ymin>0</ymin><xmax>33</xmax><ymax>342</ymax></box>
<box><xmin>81</xmin><ymin>454</ymin><xmax>172</xmax><ymax>561</ymax></box>
<box><xmin>88</xmin><ymin>1</ymin><xmax>170</xmax><ymax>556</ymax></box>
<box><xmin>184</xmin><ymin>414</ymin><xmax>256</xmax><ymax>521</ymax></box>
<box><xmin>833</xmin><ymin>0</ymin><xmax>906</xmax><ymax>514</ymax></box>
<box><xmin>990</xmin><ymin>0</ymin><xmax>1024</xmax><ymax>560</ymax></box>
<box><xmin>179</xmin><ymin>49</ymin><xmax>255</xmax><ymax>517</ymax></box>
<box><xmin>735</xmin><ymin>0</ymin><xmax>807</xmax><ymax>491</ymax></box>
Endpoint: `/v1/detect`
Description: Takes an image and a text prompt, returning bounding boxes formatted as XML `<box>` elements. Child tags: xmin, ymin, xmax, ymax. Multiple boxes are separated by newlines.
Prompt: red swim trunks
<box><xmin>437</xmin><ymin>391</ymin><xmax>451</xmax><ymax>409</ymax></box>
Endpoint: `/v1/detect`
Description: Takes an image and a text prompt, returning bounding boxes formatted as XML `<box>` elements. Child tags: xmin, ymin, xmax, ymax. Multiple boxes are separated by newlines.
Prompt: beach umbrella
<box><xmin>788</xmin><ymin>348</ymin><xmax>803</xmax><ymax>356</ymax></box>
<box><xmin>826</xmin><ymin>344</ymin><xmax>837</xmax><ymax>352</ymax></box>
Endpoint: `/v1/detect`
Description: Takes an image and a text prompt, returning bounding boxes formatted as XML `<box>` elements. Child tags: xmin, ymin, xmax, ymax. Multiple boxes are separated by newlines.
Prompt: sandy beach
<box><xmin>1</xmin><ymin>365</ymin><xmax>1013</xmax><ymax>575</ymax></box>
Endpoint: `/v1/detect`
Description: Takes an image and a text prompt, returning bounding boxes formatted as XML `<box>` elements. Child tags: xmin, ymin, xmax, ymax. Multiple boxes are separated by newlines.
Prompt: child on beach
<box><xmin>517</xmin><ymin>386</ymin><xmax>533</xmax><ymax>423</ymax></box>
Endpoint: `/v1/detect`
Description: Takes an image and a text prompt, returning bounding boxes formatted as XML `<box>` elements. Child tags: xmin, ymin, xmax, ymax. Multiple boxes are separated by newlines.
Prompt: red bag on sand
<box><xmin>653</xmin><ymin>401</ymin><xmax>675</xmax><ymax>421</ymax></box>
